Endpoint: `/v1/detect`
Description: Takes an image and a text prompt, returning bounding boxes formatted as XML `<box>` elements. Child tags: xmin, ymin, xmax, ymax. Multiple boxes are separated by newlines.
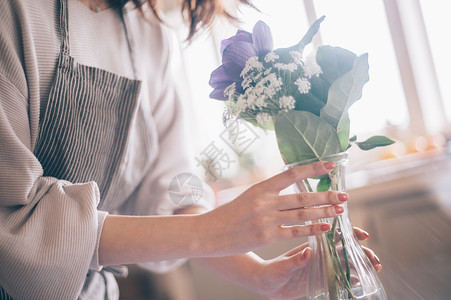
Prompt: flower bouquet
<box><xmin>209</xmin><ymin>16</ymin><xmax>392</xmax><ymax>299</ymax></box>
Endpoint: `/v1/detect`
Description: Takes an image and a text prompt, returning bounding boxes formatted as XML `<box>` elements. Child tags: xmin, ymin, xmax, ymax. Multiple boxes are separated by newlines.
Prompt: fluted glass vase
<box><xmin>284</xmin><ymin>152</ymin><xmax>387</xmax><ymax>300</ymax></box>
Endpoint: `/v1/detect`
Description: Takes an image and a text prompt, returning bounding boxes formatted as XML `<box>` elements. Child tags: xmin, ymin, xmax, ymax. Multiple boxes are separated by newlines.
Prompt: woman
<box><xmin>0</xmin><ymin>0</ymin><xmax>380</xmax><ymax>299</ymax></box>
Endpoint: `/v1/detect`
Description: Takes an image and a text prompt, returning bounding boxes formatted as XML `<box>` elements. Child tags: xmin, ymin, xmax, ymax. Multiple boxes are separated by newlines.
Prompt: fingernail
<box><xmin>301</xmin><ymin>247</ymin><xmax>311</xmax><ymax>260</ymax></box>
<box><xmin>361</xmin><ymin>229</ymin><xmax>370</xmax><ymax>239</ymax></box>
<box><xmin>375</xmin><ymin>264</ymin><xmax>382</xmax><ymax>271</ymax></box>
<box><xmin>323</xmin><ymin>161</ymin><xmax>335</xmax><ymax>170</ymax></box>
<box><xmin>338</xmin><ymin>193</ymin><xmax>349</xmax><ymax>202</ymax></box>
<box><xmin>334</xmin><ymin>205</ymin><xmax>344</xmax><ymax>214</ymax></box>
<box><xmin>320</xmin><ymin>224</ymin><xmax>331</xmax><ymax>232</ymax></box>
<box><xmin>374</xmin><ymin>254</ymin><xmax>381</xmax><ymax>265</ymax></box>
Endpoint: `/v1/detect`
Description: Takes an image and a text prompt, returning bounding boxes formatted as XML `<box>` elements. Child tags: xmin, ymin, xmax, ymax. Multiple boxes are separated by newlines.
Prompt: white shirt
<box><xmin>0</xmin><ymin>0</ymin><xmax>214</xmax><ymax>299</ymax></box>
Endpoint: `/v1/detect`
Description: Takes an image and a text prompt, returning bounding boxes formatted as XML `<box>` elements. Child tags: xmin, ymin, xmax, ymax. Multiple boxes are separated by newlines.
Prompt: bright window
<box><xmin>241</xmin><ymin>0</ymin><xmax>408</xmax><ymax>136</ymax></box>
<box><xmin>418</xmin><ymin>0</ymin><xmax>451</xmax><ymax>123</ymax></box>
<box><xmin>313</xmin><ymin>0</ymin><xmax>408</xmax><ymax>135</ymax></box>
<box><xmin>166</xmin><ymin>0</ymin><xmax>450</xmax><ymax>182</ymax></box>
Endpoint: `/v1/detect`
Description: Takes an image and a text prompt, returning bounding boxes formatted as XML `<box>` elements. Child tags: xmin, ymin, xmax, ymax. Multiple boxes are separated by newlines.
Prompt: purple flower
<box><xmin>209</xmin><ymin>21</ymin><xmax>274</xmax><ymax>100</ymax></box>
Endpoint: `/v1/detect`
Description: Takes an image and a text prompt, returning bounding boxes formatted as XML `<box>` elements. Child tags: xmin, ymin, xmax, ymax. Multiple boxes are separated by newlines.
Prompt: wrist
<box><xmin>244</xmin><ymin>254</ymin><xmax>267</xmax><ymax>293</ymax></box>
<box><xmin>194</xmin><ymin>252</ymin><xmax>266</xmax><ymax>292</ymax></box>
<box><xmin>187</xmin><ymin>211</ymin><xmax>217</xmax><ymax>258</ymax></box>
<box><xmin>174</xmin><ymin>205</ymin><xmax>209</xmax><ymax>215</ymax></box>
<box><xmin>172</xmin><ymin>205</ymin><xmax>216</xmax><ymax>258</ymax></box>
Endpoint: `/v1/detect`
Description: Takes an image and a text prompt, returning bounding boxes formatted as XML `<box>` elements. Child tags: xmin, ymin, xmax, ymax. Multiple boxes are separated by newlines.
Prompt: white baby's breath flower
<box><xmin>225</xmin><ymin>100</ymin><xmax>239</xmax><ymax>118</ymax></box>
<box><xmin>264</xmin><ymin>52</ymin><xmax>279</xmax><ymax>63</ymax></box>
<box><xmin>290</xmin><ymin>50</ymin><xmax>304</xmax><ymax>65</ymax></box>
<box><xmin>255</xmin><ymin>95</ymin><xmax>268</xmax><ymax>108</ymax></box>
<box><xmin>239</xmin><ymin>70</ymin><xmax>283</xmax><ymax>118</ymax></box>
<box><xmin>295</xmin><ymin>77</ymin><xmax>311</xmax><ymax>94</ymax></box>
<box><xmin>303</xmin><ymin>53</ymin><xmax>322</xmax><ymax>78</ymax></box>
<box><xmin>246</xmin><ymin>92</ymin><xmax>257</xmax><ymax>107</ymax></box>
<box><xmin>261</xmin><ymin>73</ymin><xmax>282</xmax><ymax>97</ymax></box>
<box><xmin>236</xmin><ymin>95</ymin><xmax>248</xmax><ymax>113</ymax></box>
<box><xmin>241</xmin><ymin>62</ymin><xmax>264</xmax><ymax>90</ymax></box>
<box><xmin>224</xmin><ymin>82</ymin><xmax>236</xmax><ymax>99</ymax></box>
<box><xmin>263</xmin><ymin>68</ymin><xmax>272</xmax><ymax>76</ymax></box>
<box><xmin>256</xmin><ymin>112</ymin><xmax>271</xmax><ymax>126</ymax></box>
<box><xmin>274</xmin><ymin>63</ymin><xmax>298</xmax><ymax>72</ymax></box>
<box><xmin>241</xmin><ymin>76</ymin><xmax>252</xmax><ymax>90</ymax></box>
<box><xmin>279</xmin><ymin>95</ymin><xmax>296</xmax><ymax>111</ymax></box>
<box><xmin>241</xmin><ymin>56</ymin><xmax>263</xmax><ymax>78</ymax></box>
<box><xmin>244</xmin><ymin>73</ymin><xmax>282</xmax><ymax>109</ymax></box>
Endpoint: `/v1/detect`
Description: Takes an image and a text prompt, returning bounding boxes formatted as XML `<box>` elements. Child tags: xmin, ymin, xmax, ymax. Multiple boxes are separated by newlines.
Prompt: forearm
<box><xmin>193</xmin><ymin>252</ymin><xmax>264</xmax><ymax>291</ymax></box>
<box><xmin>98</xmin><ymin>214</ymin><xmax>203</xmax><ymax>266</ymax></box>
<box><xmin>98</xmin><ymin>160</ymin><xmax>343</xmax><ymax>268</ymax></box>
<box><xmin>175</xmin><ymin>205</ymin><xmax>263</xmax><ymax>291</ymax></box>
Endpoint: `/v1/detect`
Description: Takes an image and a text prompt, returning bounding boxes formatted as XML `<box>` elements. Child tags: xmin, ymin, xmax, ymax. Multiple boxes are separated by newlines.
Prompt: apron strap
<box><xmin>59</xmin><ymin>0</ymin><xmax>70</xmax><ymax>55</ymax></box>
<box><xmin>118</xmin><ymin>7</ymin><xmax>138</xmax><ymax>79</ymax></box>
<box><xmin>57</xmin><ymin>0</ymin><xmax>138</xmax><ymax>78</ymax></box>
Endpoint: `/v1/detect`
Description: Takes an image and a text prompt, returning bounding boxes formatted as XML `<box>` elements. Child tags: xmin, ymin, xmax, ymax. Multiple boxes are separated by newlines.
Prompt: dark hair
<box><xmin>107</xmin><ymin>0</ymin><xmax>254</xmax><ymax>41</ymax></box>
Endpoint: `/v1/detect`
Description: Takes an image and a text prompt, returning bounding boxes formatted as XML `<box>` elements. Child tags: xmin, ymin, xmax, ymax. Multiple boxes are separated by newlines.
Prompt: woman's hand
<box><xmin>195</xmin><ymin>161</ymin><xmax>349</xmax><ymax>257</ymax></box>
<box><xmin>249</xmin><ymin>227</ymin><xmax>381</xmax><ymax>300</ymax></box>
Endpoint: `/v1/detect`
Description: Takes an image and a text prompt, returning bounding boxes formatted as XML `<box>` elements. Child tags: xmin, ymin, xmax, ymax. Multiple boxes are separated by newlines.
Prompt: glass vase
<box><xmin>284</xmin><ymin>152</ymin><xmax>387</xmax><ymax>300</ymax></box>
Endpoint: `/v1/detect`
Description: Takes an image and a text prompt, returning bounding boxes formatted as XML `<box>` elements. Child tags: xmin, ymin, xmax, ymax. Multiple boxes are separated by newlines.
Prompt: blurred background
<box><xmin>118</xmin><ymin>0</ymin><xmax>451</xmax><ymax>299</ymax></box>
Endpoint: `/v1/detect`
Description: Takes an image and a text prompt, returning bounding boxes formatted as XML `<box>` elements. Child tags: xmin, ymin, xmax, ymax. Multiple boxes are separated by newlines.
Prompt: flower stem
<box><xmin>301</xmin><ymin>164</ymin><xmax>355</xmax><ymax>299</ymax></box>
<box><xmin>321</xmin><ymin>234</ymin><xmax>339</xmax><ymax>300</ymax></box>
<box><xmin>327</xmin><ymin>172</ymin><xmax>355</xmax><ymax>299</ymax></box>
<box><xmin>326</xmin><ymin>218</ymin><xmax>355</xmax><ymax>298</ymax></box>
<box><xmin>339</xmin><ymin>218</ymin><xmax>352</xmax><ymax>285</ymax></box>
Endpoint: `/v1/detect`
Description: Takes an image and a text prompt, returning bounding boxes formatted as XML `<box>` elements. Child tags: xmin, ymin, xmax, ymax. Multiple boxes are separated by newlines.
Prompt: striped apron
<box><xmin>31</xmin><ymin>0</ymin><xmax>150</xmax><ymax>299</ymax></box>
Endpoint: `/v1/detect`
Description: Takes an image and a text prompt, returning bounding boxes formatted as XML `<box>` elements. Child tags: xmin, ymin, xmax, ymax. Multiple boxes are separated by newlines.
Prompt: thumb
<box><xmin>279</xmin><ymin>247</ymin><xmax>312</xmax><ymax>276</ymax></box>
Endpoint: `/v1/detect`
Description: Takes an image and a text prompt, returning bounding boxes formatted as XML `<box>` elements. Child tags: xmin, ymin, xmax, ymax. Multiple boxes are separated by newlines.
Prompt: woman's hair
<box><xmin>107</xmin><ymin>0</ymin><xmax>254</xmax><ymax>41</ymax></box>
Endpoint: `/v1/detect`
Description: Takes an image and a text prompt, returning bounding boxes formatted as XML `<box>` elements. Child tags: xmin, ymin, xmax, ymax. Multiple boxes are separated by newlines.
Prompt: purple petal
<box><xmin>222</xmin><ymin>41</ymin><xmax>258</xmax><ymax>80</ymax></box>
<box><xmin>252</xmin><ymin>21</ymin><xmax>273</xmax><ymax>56</ymax></box>
<box><xmin>209</xmin><ymin>66</ymin><xmax>231</xmax><ymax>88</ymax></box>
<box><xmin>209</xmin><ymin>88</ymin><xmax>228</xmax><ymax>100</ymax></box>
<box><xmin>220</xmin><ymin>30</ymin><xmax>253</xmax><ymax>55</ymax></box>
<box><xmin>209</xmin><ymin>66</ymin><xmax>235</xmax><ymax>100</ymax></box>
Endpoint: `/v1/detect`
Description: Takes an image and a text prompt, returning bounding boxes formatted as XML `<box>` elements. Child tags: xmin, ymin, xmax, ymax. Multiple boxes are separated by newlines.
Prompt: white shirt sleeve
<box><xmin>115</xmin><ymin>23</ymin><xmax>215</xmax><ymax>273</ymax></box>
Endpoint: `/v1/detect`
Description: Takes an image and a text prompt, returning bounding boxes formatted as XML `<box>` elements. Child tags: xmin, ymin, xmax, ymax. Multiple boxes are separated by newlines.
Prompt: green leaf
<box><xmin>274</xmin><ymin>16</ymin><xmax>325</xmax><ymax>63</ymax></box>
<box><xmin>320</xmin><ymin>53</ymin><xmax>370</xmax><ymax>129</ymax></box>
<box><xmin>337</xmin><ymin>113</ymin><xmax>350</xmax><ymax>152</ymax></box>
<box><xmin>292</xmin><ymin>76</ymin><xmax>330</xmax><ymax>116</ymax></box>
<box><xmin>308</xmin><ymin>75</ymin><xmax>330</xmax><ymax>105</ymax></box>
<box><xmin>317</xmin><ymin>175</ymin><xmax>331</xmax><ymax>192</ymax></box>
<box><xmin>274</xmin><ymin>110</ymin><xmax>341</xmax><ymax>164</ymax></box>
<box><xmin>293</xmin><ymin>92</ymin><xmax>327</xmax><ymax>116</ymax></box>
<box><xmin>296</xmin><ymin>16</ymin><xmax>325</xmax><ymax>50</ymax></box>
<box><xmin>316</xmin><ymin>46</ymin><xmax>357</xmax><ymax>85</ymax></box>
<box><xmin>349</xmin><ymin>135</ymin><xmax>357</xmax><ymax>142</ymax></box>
<box><xmin>356</xmin><ymin>135</ymin><xmax>395</xmax><ymax>151</ymax></box>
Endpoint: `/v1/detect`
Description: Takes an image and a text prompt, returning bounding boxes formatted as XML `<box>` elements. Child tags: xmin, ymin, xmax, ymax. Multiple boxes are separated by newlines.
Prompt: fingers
<box><xmin>279</xmin><ymin>204</ymin><xmax>345</xmax><ymax>224</ymax></box>
<box><xmin>259</xmin><ymin>161</ymin><xmax>336</xmax><ymax>193</ymax></box>
<box><xmin>362</xmin><ymin>246</ymin><xmax>382</xmax><ymax>272</ymax></box>
<box><xmin>353</xmin><ymin>228</ymin><xmax>381</xmax><ymax>271</ymax></box>
<box><xmin>353</xmin><ymin>227</ymin><xmax>370</xmax><ymax>241</ymax></box>
<box><xmin>276</xmin><ymin>191</ymin><xmax>349</xmax><ymax>211</ymax></box>
<box><xmin>334</xmin><ymin>227</ymin><xmax>369</xmax><ymax>244</ymax></box>
<box><xmin>277</xmin><ymin>247</ymin><xmax>312</xmax><ymax>276</ymax></box>
<box><xmin>282</xmin><ymin>242</ymin><xmax>309</xmax><ymax>257</ymax></box>
<box><xmin>279</xmin><ymin>223</ymin><xmax>332</xmax><ymax>239</ymax></box>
